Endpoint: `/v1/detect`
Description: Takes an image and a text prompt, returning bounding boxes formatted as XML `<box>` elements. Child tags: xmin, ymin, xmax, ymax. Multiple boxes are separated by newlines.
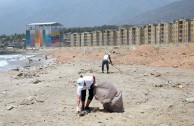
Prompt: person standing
<box><xmin>76</xmin><ymin>75</ymin><xmax>96</xmax><ymax>113</ymax></box>
<box><xmin>102</xmin><ymin>52</ymin><xmax>112</xmax><ymax>73</ymax></box>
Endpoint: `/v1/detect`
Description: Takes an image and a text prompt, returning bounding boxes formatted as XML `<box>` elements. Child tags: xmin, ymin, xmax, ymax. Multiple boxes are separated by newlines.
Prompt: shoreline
<box><xmin>0</xmin><ymin>52</ymin><xmax>56</xmax><ymax>71</ymax></box>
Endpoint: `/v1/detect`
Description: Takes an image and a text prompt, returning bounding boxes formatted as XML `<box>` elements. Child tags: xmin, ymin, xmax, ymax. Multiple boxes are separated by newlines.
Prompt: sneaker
<box><xmin>85</xmin><ymin>106</ymin><xmax>90</xmax><ymax>111</ymax></box>
<box><xmin>76</xmin><ymin>106</ymin><xmax>81</xmax><ymax>113</ymax></box>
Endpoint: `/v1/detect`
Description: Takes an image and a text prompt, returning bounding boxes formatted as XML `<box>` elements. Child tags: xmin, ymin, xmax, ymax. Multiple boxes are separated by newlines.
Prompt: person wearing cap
<box><xmin>102</xmin><ymin>52</ymin><xmax>112</xmax><ymax>73</ymax></box>
<box><xmin>76</xmin><ymin>75</ymin><xmax>96</xmax><ymax>113</ymax></box>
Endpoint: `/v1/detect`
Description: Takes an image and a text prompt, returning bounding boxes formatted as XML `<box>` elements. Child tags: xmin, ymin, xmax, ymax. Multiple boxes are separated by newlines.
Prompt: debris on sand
<box><xmin>185</xmin><ymin>97</ymin><xmax>194</xmax><ymax>103</ymax></box>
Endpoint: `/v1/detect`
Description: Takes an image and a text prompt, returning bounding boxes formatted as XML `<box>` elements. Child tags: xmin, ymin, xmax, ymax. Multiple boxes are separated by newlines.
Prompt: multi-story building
<box><xmin>93</xmin><ymin>31</ymin><xmax>104</xmax><ymax>46</ymax></box>
<box><xmin>26</xmin><ymin>22</ymin><xmax>63</xmax><ymax>48</ymax></box>
<box><xmin>63</xmin><ymin>33</ymin><xmax>71</xmax><ymax>46</ymax></box>
<box><xmin>103</xmin><ymin>30</ymin><xmax>117</xmax><ymax>46</ymax></box>
<box><xmin>150</xmin><ymin>24</ymin><xmax>157</xmax><ymax>45</ymax></box>
<box><xmin>117</xmin><ymin>28</ymin><xmax>129</xmax><ymax>46</ymax></box>
<box><xmin>144</xmin><ymin>24</ymin><xmax>157</xmax><ymax>45</ymax></box>
<box><xmin>156</xmin><ymin>22</ymin><xmax>172</xmax><ymax>44</ymax></box>
<box><xmin>129</xmin><ymin>27</ymin><xmax>143</xmax><ymax>45</ymax></box>
<box><xmin>129</xmin><ymin>27</ymin><xmax>136</xmax><ymax>45</ymax></box>
<box><xmin>67</xmin><ymin>18</ymin><xmax>194</xmax><ymax>47</ymax></box>
<box><xmin>190</xmin><ymin>18</ymin><xmax>194</xmax><ymax>42</ymax></box>
<box><xmin>135</xmin><ymin>27</ymin><xmax>143</xmax><ymax>45</ymax></box>
<box><xmin>144</xmin><ymin>25</ymin><xmax>151</xmax><ymax>45</ymax></box>
<box><xmin>140</xmin><ymin>26</ymin><xmax>145</xmax><ymax>45</ymax></box>
<box><xmin>71</xmin><ymin>33</ymin><xmax>81</xmax><ymax>47</ymax></box>
<box><xmin>81</xmin><ymin>32</ymin><xmax>93</xmax><ymax>46</ymax></box>
<box><xmin>172</xmin><ymin>19</ymin><xmax>190</xmax><ymax>43</ymax></box>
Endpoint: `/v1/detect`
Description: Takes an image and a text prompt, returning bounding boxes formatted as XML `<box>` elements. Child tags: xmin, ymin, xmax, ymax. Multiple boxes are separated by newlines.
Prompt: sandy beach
<box><xmin>0</xmin><ymin>45</ymin><xmax>194</xmax><ymax>126</ymax></box>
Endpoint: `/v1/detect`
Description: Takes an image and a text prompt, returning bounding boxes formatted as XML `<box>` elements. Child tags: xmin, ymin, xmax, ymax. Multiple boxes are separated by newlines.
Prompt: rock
<box><xmin>6</xmin><ymin>105</ymin><xmax>16</xmax><ymax>110</ymax></box>
<box><xmin>20</xmin><ymin>97</ymin><xmax>36</xmax><ymax>105</ymax></box>
<box><xmin>36</xmin><ymin>96</ymin><xmax>46</xmax><ymax>103</ymax></box>
<box><xmin>32</xmin><ymin>80</ymin><xmax>42</xmax><ymax>84</ymax></box>
<box><xmin>150</xmin><ymin>72</ymin><xmax>161</xmax><ymax>77</ymax></box>
<box><xmin>17</xmin><ymin>73</ymin><xmax>23</xmax><ymax>77</ymax></box>
<box><xmin>79</xmin><ymin>111</ymin><xmax>88</xmax><ymax>116</ymax></box>
<box><xmin>155</xmin><ymin>84</ymin><xmax>163</xmax><ymax>87</ymax></box>
<box><xmin>185</xmin><ymin>97</ymin><xmax>194</xmax><ymax>103</ymax></box>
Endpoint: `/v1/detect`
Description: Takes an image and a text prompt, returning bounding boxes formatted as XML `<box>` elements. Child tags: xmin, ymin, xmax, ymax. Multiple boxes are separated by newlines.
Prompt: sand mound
<box><xmin>46</xmin><ymin>44</ymin><xmax>194</xmax><ymax>69</ymax></box>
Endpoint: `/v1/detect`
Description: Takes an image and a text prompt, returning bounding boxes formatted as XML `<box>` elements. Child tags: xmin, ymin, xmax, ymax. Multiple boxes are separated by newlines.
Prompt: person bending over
<box><xmin>76</xmin><ymin>75</ymin><xmax>96</xmax><ymax>113</ymax></box>
<box><xmin>102</xmin><ymin>52</ymin><xmax>112</xmax><ymax>73</ymax></box>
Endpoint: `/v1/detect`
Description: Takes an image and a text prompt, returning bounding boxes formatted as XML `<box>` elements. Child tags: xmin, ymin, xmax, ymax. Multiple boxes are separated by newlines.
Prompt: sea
<box><xmin>0</xmin><ymin>54</ymin><xmax>35</xmax><ymax>71</ymax></box>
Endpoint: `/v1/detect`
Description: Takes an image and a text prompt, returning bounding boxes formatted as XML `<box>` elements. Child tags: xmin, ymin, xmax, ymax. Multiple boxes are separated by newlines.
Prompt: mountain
<box><xmin>0</xmin><ymin>0</ymin><xmax>179</xmax><ymax>35</ymax></box>
<box><xmin>126</xmin><ymin>0</ymin><xmax>194</xmax><ymax>25</ymax></box>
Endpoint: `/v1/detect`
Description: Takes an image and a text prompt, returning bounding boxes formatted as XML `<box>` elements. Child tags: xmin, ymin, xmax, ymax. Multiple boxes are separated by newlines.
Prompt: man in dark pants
<box><xmin>76</xmin><ymin>75</ymin><xmax>96</xmax><ymax>113</ymax></box>
<box><xmin>102</xmin><ymin>52</ymin><xmax>112</xmax><ymax>73</ymax></box>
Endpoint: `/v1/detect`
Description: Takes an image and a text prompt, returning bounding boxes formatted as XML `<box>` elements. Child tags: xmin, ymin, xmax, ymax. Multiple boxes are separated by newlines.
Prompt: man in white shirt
<box><xmin>102</xmin><ymin>52</ymin><xmax>112</xmax><ymax>73</ymax></box>
<box><xmin>76</xmin><ymin>75</ymin><xmax>96</xmax><ymax>113</ymax></box>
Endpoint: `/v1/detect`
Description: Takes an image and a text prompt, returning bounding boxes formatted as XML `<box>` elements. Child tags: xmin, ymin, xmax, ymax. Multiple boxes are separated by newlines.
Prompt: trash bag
<box><xmin>94</xmin><ymin>79</ymin><xmax>124</xmax><ymax>112</ymax></box>
<box><xmin>95</xmin><ymin>79</ymin><xmax>117</xmax><ymax>104</ymax></box>
<box><xmin>103</xmin><ymin>91</ymin><xmax>124</xmax><ymax>112</ymax></box>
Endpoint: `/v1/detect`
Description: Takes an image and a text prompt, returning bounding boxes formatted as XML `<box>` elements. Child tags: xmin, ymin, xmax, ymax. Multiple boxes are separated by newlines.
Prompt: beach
<box><xmin>0</xmin><ymin>45</ymin><xmax>194</xmax><ymax>126</ymax></box>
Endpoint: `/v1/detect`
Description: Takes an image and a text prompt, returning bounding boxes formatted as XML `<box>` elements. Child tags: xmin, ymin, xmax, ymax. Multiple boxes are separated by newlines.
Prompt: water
<box><xmin>0</xmin><ymin>54</ymin><xmax>35</xmax><ymax>71</ymax></box>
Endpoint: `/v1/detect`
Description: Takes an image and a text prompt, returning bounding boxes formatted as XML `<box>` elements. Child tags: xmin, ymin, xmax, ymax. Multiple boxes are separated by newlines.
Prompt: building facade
<box><xmin>103</xmin><ymin>30</ymin><xmax>117</xmax><ymax>46</ymax></box>
<box><xmin>172</xmin><ymin>19</ymin><xmax>190</xmax><ymax>43</ymax></box>
<box><xmin>64</xmin><ymin>18</ymin><xmax>194</xmax><ymax>47</ymax></box>
<box><xmin>190</xmin><ymin>19</ymin><xmax>194</xmax><ymax>42</ymax></box>
<box><xmin>156</xmin><ymin>22</ymin><xmax>172</xmax><ymax>44</ymax></box>
<box><xmin>71</xmin><ymin>33</ymin><xmax>81</xmax><ymax>47</ymax></box>
<box><xmin>81</xmin><ymin>32</ymin><xmax>93</xmax><ymax>46</ymax></box>
<box><xmin>63</xmin><ymin>33</ymin><xmax>71</xmax><ymax>46</ymax></box>
<box><xmin>117</xmin><ymin>28</ymin><xmax>129</xmax><ymax>46</ymax></box>
<box><xmin>26</xmin><ymin>22</ymin><xmax>63</xmax><ymax>48</ymax></box>
<box><xmin>93</xmin><ymin>31</ymin><xmax>104</xmax><ymax>46</ymax></box>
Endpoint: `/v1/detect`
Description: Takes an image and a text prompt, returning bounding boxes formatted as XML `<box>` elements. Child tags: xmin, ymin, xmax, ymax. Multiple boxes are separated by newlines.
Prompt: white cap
<box><xmin>77</xmin><ymin>78</ymin><xmax>84</xmax><ymax>89</ymax></box>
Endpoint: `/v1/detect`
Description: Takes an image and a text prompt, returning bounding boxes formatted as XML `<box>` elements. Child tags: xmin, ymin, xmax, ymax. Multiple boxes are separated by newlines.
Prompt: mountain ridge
<box><xmin>0</xmin><ymin>0</ymin><xmax>180</xmax><ymax>35</ymax></box>
<box><xmin>126</xmin><ymin>0</ymin><xmax>194</xmax><ymax>25</ymax></box>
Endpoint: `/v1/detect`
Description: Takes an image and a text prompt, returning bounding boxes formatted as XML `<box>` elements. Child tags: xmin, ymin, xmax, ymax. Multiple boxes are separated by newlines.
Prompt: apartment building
<box><xmin>129</xmin><ymin>27</ymin><xmax>136</xmax><ymax>45</ymax></box>
<box><xmin>67</xmin><ymin>18</ymin><xmax>194</xmax><ymax>47</ymax></box>
<box><xmin>143</xmin><ymin>24</ymin><xmax>157</xmax><ymax>45</ymax></box>
<box><xmin>63</xmin><ymin>33</ymin><xmax>71</xmax><ymax>46</ymax></box>
<box><xmin>93</xmin><ymin>31</ymin><xmax>104</xmax><ymax>46</ymax></box>
<box><xmin>135</xmin><ymin>27</ymin><xmax>143</xmax><ymax>45</ymax></box>
<box><xmin>156</xmin><ymin>22</ymin><xmax>172</xmax><ymax>44</ymax></box>
<box><xmin>150</xmin><ymin>24</ymin><xmax>157</xmax><ymax>45</ymax></box>
<box><xmin>117</xmin><ymin>28</ymin><xmax>129</xmax><ymax>46</ymax></box>
<box><xmin>71</xmin><ymin>33</ymin><xmax>81</xmax><ymax>47</ymax></box>
<box><xmin>81</xmin><ymin>32</ymin><xmax>93</xmax><ymax>46</ymax></box>
<box><xmin>129</xmin><ymin>27</ymin><xmax>143</xmax><ymax>45</ymax></box>
<box><xmin>103</xmin><ymin>30</ymin><xmax>117</xmax><ymax>46</ymax></box>
<box><xmin>144</xmin><ymin>25</ymin><xmax>151</xmax><ymax>45</ymax></box>
<box><xmin>172</xmin><ymin>19</ymin><xmax>190</xmax><ymax>43</ymax></box>
<box><xmin>190</xmin><ymin>19</ymin><xmax>194</xmax><ymax>42</ymax></box>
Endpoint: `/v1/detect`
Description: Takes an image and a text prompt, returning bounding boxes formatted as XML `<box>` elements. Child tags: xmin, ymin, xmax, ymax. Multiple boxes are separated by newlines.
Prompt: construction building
<box><xmin>71</xmin><ymin>33</ymin><xmax>81</xmax><ymax>47</ymax></box>
<box><xmin>64</xmin><ymin>18</ymin><xmax>194</xmax><ymax>47</ymax></box>
<box><xmin>103</xmin><ymin>30</ymin><xmax>117</xmax><ymax>46</ymax></box>
<box><xmin>172</xmin><ymin>19</ymin><xmax>190</xmax><ymax>43</ymax></box>
<box><xmin>190</xmin><ymin>19</ymin><xmax>194</xmax><ymax>42</ymax></box>
<box><xmin>93</xmin><ymin>31</ymin><xmax>104</xmax><ymax>46</ymax></box>
<box><xmin>63</xmin><ymin>33</ymin><xmax>71</xmax><ymax>46</ymax></box>
<box><xmin>129</xmin><ymin>27</ymin><xmax>144</xmax><ymax>45</ymax></box>
<box><xmin>117</xmin><ymin>28</ymin><xmax>129</xmax><ymax>46</ymax></box>
<box><xmin>156</xmin><ymin>22</ymin><xmax>172</xmax><ymax>44</ymax></box>
<box><xmin>81</xmin><ymin>32</ymin><xmax>93</xmax><ymax>46</ymax></box>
